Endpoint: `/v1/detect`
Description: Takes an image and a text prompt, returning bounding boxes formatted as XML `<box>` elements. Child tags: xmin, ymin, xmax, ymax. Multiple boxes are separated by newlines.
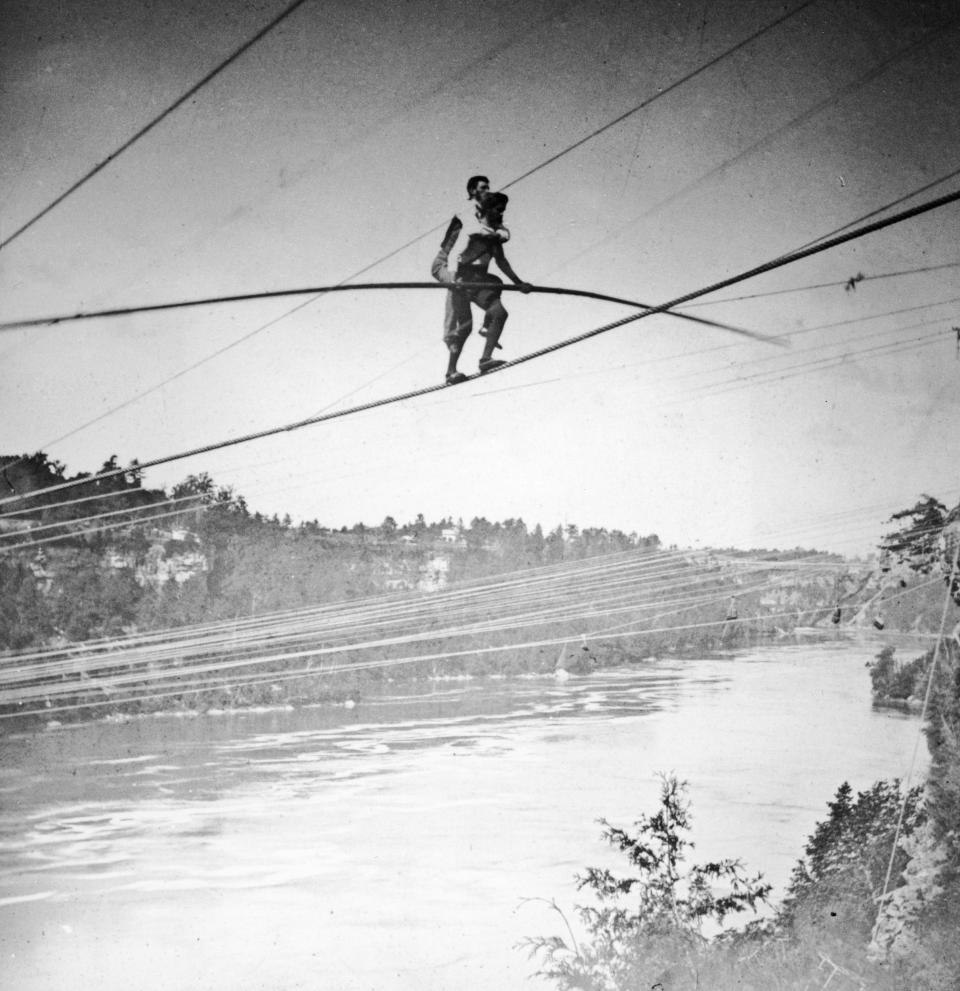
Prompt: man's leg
<box><xmin>476</xmin><ymin>274</ymin><xmax>504</xmax><ymax>350</ymax></box>
<box><xmin>445</xmin><ymin>338</ymin><xmax>467</xmax><ymax>382</ymax></box>
<box><xmin>442</xmin><ymin>290</ymin><xmax>471</xmax><ymax>382</ymax></box>
<box><xmin>478</xmin><ymin>298</ymin><xmax>507</xmax><ymax>365</ymax></box>
<box><xmin>432</xmin><ymin>231</ymin><xmax>472</xmax><ymax>382</ymax></box>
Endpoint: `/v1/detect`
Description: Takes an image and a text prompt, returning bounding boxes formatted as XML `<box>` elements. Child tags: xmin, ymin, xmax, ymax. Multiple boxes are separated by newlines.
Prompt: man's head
<box><xmin>477</xmin><ymin>190</ymin><xmax>508</xmax><ymax>223</ymax></box>
<box><xmin>466</xmin><ymin>175</ymin><xmax>491</xmax><ymax>200</ymax></box>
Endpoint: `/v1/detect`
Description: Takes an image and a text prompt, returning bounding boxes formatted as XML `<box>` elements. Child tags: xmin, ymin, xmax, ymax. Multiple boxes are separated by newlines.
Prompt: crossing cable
<box><xmin>0</xmin><ymin>575</ymin><xmax>772</xmax><ymax>700</ymax></box>
<box><xmin>0</xmin><ymin>0</ymin><xmax>840</xmax><ymax>477</ymax></box>
<box><xmin>0</xmin><ymin>565</ymin><xmax>834</xmax><ymax>711</ymax></box>
<box><xmin>1</xmin><ymin>186</ymin><xmax>957</xmax><ymax>513</ymax></box>
<box><xmin>0</xmin><ymin>288</ymin><xmax>767</xmax><ymax>479</ymax></box>
<box><xmin>498</xmin><ymin>0</ymin><xmax>820</xmax><ymax>193</ymax></box>
<box><xmin>0</xmin><ymin>484</ymin><xmax>180</xmax><ymax>523</ymax></box>
<box><xmin>224</xmin><ymin>0</ymin><xmax>821</xmax><ymax>308</ymax></box>
<box><xmin>676</xmin><ymin>260</ymin><xmax>960</xmax><ymax>310</ymax></box>
<box><xmin>660</xmin><ymin>327</ymin><xmax>947</xmax><ymax>407</ymax></box>
<box><xmin>0</xmin><ymin>559</ymin><xmax>897</xmax><ymax>696</ymax></box>
<box><xmin>790</xmin><ymin>165</ymin><xmax>960</xmax><ymax>256</ymax></box>
<box><xmin>0</xmin><ymin>551</ymin><xmax>728</xmax><ymax>679</ymax></box>
<box><xmin>0</xmin><ymin>285</ymin><xmax>770</xmax><ymax>478</ymax></box>
<box><xmin>0</xmin><ymin>548</ymin><xmax>695</xmax><ymax>670</ymax></box>
<box><xmin>0</xmin><ymin>494</ymin><xmax>203</xmax><ymax>542</ymax></box>
<box><xmin>0</xmin><ymin>595</ymin><xmax>882</xmax><ymax>720</ymax></box>
<box><xmin>0</xmin><ymin>505</ymin><xmax>210</xmax><ymax>554</ymax></box>
<box><xmin>0</xmin><ymin>549</ymin><xmax>811</xmax><ymax>677</ymax></box>
<box><xmin>460</xmin><ymin>311</ymin><xmax>953</xmax><ymax>409</ymax></box>
<box><xmin>1</xmin><ymin>578</ymin><xmax>777</xmax><ymax>702</ymax></box>
<box><xmin>0</xmin><ymin>0</ymin><xmax>315</xmax><ymax>252</ymax></box>
<box><xmin>0</xmin><ymin>0</ymin><xmax>818</xmax><ymax>299</ymax></box>
<box><xmin>0</xmin><ymin>560</ymin><xmax>874</xmax><ymax>709</ymax></box>
<box><xmin>0</xmin><ymin>0</ymin><xmax>816</xmax><ymax>400</ymax></box>
<box><xmin>544</xmin><ymin>20</ymin><xmax>958</xmax><ymax>285</ymax></box>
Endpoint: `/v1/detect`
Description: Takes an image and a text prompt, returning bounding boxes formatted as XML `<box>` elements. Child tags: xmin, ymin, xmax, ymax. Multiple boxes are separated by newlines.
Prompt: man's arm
<box><xmin>493</xmin><ymin>243</ymin><xmax>531</xmax><ymax>292</ymax></box>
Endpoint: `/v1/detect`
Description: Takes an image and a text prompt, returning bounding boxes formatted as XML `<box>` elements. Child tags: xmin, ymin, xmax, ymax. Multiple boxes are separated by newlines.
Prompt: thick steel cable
<box><xmin>0</xmin><ymin>0</ymin><xmax>315</xmax><ymax>251</ymax></box>
<box><xmin>1</xmin><ymin>186</ymin><xmax>957</xmax><ymax>513</ymax></box>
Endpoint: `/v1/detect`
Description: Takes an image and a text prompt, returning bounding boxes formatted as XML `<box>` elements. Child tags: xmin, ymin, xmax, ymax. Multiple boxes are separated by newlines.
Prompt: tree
<box><xmin>0</xmin><ymin>559</ymin><xmax>52</xmax><ymax>650</ymax></box>
<box><xmin>380</xmin><ymin>515</ymin><xmax>397</xmax><ymax>538</ymax></box>
<box><xmin>780</xmin><ymin>781</ymin><xmax>923</xmax><ymax>943</ymax></box>
<box><xmin>523</xmin><ymin>775</ymin><xmax>770</xmax><ymax>991</ymax></box>
<box><xmin>881</xmin><ymin>496</ymin><xmax>948</xmax><ymax>571</ymax></box>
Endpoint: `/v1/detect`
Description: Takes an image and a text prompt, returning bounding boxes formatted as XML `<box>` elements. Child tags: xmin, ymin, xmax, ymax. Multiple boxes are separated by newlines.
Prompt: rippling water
<box><xmin>0</xmin><ymin>638</ymin><xmax>927</xmax><ymax>990</ymax></box>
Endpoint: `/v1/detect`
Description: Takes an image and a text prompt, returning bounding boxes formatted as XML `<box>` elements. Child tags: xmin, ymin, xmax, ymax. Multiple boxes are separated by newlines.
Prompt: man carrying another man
<box><xmin>431</xmin><ymin>176</ymin><xmax>531</xmax><ymax>385</ymax></box>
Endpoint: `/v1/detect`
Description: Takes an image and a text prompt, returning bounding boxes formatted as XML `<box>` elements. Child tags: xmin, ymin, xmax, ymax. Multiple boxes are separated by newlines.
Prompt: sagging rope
<box><xmin>1</xmin><ymin>187</ymin><xmax>957</xmax><ymax>513</ymax></box>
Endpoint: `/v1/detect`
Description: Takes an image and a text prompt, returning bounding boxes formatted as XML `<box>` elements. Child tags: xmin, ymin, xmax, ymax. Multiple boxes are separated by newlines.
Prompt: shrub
<box><xmin>521</xmin><ymin>774</ymin><xmax>771</xmax><ymax>991</ymax></box>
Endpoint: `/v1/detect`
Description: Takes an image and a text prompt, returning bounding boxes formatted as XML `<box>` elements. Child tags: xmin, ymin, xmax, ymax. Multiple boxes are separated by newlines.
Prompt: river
<box><xmin>0</xmin><ymin>636</ymin><xmax>927</xmax><ymax>990</ymax></box>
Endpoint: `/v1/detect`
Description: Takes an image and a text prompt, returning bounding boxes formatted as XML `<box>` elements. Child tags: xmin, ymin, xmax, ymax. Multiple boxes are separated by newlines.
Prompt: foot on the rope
<box><xmin>478</xmin><ymin>358</ymin><xmax>506</xmax><ymax>373</ymax></box>
<box><xmin>445</xmin><ymin>371</ymin><xmax>468</xmax><ymax>385</ymax></box>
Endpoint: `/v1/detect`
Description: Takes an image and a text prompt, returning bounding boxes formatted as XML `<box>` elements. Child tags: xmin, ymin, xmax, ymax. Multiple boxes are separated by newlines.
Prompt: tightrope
<box><xmin>1</xmin><ymin>186</ymin><xmax>957</xmax><ymax>511</ymax></box>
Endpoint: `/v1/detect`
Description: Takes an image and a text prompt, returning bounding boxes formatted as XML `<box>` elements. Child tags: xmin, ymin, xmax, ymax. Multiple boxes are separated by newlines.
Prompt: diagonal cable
<box><xmin>1</xmin><ymin>185</ymin><xmax>956</xmax><ymax>512</ymax></box>
<box><xmin>0</xmin><ymin>0</ymin><xmax>314</xmax><ymax>251</ymax></box>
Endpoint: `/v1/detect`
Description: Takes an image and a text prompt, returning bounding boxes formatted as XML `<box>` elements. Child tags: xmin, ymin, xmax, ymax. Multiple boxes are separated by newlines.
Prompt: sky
<box><xmin>2</xmin><ymin>0</ymin><xmax>959</xmax><ymax>555</ymax></box>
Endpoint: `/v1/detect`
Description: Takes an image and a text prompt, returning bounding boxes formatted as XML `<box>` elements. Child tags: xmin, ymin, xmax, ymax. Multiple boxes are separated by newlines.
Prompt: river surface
<box><xmin>0</xmin><ymin>637</ymin><xmax>928</xmax><ymax>990</ymax></box>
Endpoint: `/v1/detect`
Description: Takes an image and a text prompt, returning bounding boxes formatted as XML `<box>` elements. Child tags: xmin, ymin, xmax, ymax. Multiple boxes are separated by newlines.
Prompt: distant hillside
<box><xmin>3</xmin><ymin>455</ymin><xmax>956</xmax><ymax>661</ymax></box>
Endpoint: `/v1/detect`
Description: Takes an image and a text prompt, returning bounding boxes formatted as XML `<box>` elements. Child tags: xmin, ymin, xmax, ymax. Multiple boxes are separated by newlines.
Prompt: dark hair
<box><xmin>466</xmin><ymin>175</ymin><xmax>490</xmax><ymax>198</ymax></box>
<box><xmin>477</xmin><ymin>190</ymin><xmax>509</xmax><ymax>215</ymax></box>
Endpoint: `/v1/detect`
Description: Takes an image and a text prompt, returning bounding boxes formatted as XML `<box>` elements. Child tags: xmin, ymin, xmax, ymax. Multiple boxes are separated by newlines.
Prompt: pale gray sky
<box><xmin>2</xmin><ymin>0</ymin><xmax>959</xmax><ymax>553</ymax></box>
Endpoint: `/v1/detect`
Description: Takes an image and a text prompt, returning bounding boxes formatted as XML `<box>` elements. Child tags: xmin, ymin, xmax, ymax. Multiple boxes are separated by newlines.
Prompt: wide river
<box><xmin>0</xmin><ymin>636</ymin><xmax>928</xmax><ymax>990</ymax></box>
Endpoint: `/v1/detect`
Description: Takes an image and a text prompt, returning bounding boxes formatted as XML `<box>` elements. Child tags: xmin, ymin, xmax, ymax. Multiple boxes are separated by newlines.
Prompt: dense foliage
<box><xmin>528</xmin><ymin>776</ymin><xmax>944</xmax><ymax>991</ymax></box>
<box><xmin>869</xmin><ymin>645</ymin><xmax>929</xmax><ymax>703</ymax></box>
<box><xmin>522</xmin><ymin>775</ymin><xmax>771</xmax><ymax>991</ymax></box>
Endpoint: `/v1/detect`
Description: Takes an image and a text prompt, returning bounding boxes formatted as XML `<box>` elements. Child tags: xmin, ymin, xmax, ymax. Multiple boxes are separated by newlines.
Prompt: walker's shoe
<box><xmin>445</xmin><ymin>371</ymin><xmax>468</xmax><ymax>385</ymax></box>
<box><xmin>478</xmin><ymin>358</ymin><xmax>506</xmax><ymax>374</ymax></box>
